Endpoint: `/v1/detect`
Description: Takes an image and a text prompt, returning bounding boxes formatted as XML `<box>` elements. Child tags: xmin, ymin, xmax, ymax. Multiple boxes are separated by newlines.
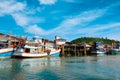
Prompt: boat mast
<box><xmin>8</xmin><ymin>31</ymin><xmax>12</xmax><ymax>48</ymax></box>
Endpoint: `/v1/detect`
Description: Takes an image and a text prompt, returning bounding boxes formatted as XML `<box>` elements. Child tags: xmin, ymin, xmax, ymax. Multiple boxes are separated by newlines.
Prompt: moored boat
<box><xmin>12</xmin><ymin>47</ymin><xmax>60</xmax><ymax>58</ymax></box>
<box><xmin>91</xmin><ymin>50</ymin><xmax>106</xmax><ymax>56</ymax></box>
<box><xmin>0</xmin><ymin>40</ymin><xmax>14</xmax><ymax>58</ymax></box>
<box><xmin>91</xmin><ymin>42</ymin><xmax>106</xmax><ymax>56</ymax></box>
<box><xmin>12</xmin><ymin>36</ymin><xmax>61</xmax><ymax>58</ymax></box>
<box><xmin>0</xmin><ymin>48</ymin><xmax>13</xmax><ymax>58</ymax></box>
<box><xmin>0</xmin><ymin>32</ymin><xmax>23</xmax><ymax>58</ymax></box>
<box><xmin>110</xmin><ymin>43</ymin><xmax>120</xmax><ymax>55</ymax></box>
<box><xmin>110</xmin><ymin>49</ymin><xmax>120</xmax><ymax>55</ymax></box>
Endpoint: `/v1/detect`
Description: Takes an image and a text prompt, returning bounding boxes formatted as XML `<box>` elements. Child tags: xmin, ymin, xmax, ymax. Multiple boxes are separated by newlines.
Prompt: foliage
<box><xmin>71</xmin><ymin>37</ymin><xmax>119</xmax><ymax>44</ymax></box>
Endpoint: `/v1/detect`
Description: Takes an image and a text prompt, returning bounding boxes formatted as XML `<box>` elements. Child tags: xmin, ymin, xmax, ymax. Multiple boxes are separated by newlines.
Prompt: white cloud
<box><xmin>76</xmin><ymin>23</ymin><xmax>120</xmax><ymax>34</ymax></box>
<box><xmin>92</xmin><ymin>25</ymin><xmax>120</xmax><ymax>41</ymax></box>
<box><xmin>26</xmin><ymin>25</ymin><xmax>44</xmax><ymax>35</ymax></box>
<box><xmin>39</xmin><ymin>0</ymin><xmax>57</xmax><ymax>5</ymax></box>
<box><xmin>0</xmin><ymin>0</ymin><xmax>44</xmax><ymax>27</ymax></box>
<box><xmin>0</xmin><ymin>0</ymin><xmax>25</xmax><ymax>15</ymax></box>
<box><xmin>25</xmin><ymin>8</ymin><xmax>120</xmax><ymax>41</ymax></box>
<box><xmin>66</xmin><ymin>22</ymin><xmax>120</xmax><ymax>41</ymax></box>
<box><xmin>26</xmin><ymin>9</ymin><xmax>106</xmax><ymax>39</ymax></box>
<box><xmin>108</xmin><ymin>32</ymin><xmax>120</xmax><ymax>41</ymax></box>
<box><xmin>11</xmin><ymin>13</ymin><xmax>29</xmax><ymax>26</ymax></box>
<box><xmin>50</xmin><ymin>9</ymin><xmax>105</xmax><ymax>34</ymax></box>
<box><xmin>0</xmin><ymin>0</ymin><xmax>28</xmax><ymax>26</ymax></box>
<box><xmin>11</xmin><ymin>13</ymin><xmax>45</xmax><ymax>26</ymax></box>
<box><xmin>0</xmin><ymin>0</ymin><xmax>119</xmax><ymax>41</ymax></box>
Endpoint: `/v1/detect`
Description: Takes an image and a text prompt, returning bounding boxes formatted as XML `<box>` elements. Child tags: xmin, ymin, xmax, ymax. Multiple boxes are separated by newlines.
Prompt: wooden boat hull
<box><xmin>12</xmin><ymin>50</ymin><xmax>60</xmax><ymax>58</ymax></box>
<box><xmin>91</xmin><ymin>50</ymin><xmax>106</xmax><ymax>56</ymax></box>
<box><xmin>0</xmin><ymin>52</ymin><xmax>12</xmax><ymax>57</ymax></box>
<box><xmin>0</xmin><ymin>48</ymin><xmax>13</xmax><ymax>58</ymax></box>
<box><xmin>110</xmin><ymin>49</ymin><xmax>120</xmax><ymax>55</ymax></box>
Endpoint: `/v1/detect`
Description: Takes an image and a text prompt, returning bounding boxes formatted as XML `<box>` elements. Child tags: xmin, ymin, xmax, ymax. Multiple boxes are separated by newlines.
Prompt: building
<box><xmin>0</xmin><ymin>32</ymin><xmax>23</xmax><ymax>48</ymax></box>
<box><xmin>55</xmin><ymin>36</ymin><xmax>66</xmax><ymax>46</ymax></box>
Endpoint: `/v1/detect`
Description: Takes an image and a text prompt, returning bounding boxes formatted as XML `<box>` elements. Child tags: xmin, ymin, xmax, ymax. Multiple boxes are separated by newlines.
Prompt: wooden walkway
<box><xmin>60</xmin><ymin>44</ymin><xmax>91</xmax><ymax>56</ymax></box>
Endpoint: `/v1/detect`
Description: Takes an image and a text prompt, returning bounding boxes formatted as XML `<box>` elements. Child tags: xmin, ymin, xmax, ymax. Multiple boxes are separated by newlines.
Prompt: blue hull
<box><xmin>0</xmin><ymin>51</ymin><xmax>12</xmax><ymax>57</ymax></box>
<box><xmin>50</xmin><ymin>52</ymin><xmax>60</xmax><ymax>57</ymax></box>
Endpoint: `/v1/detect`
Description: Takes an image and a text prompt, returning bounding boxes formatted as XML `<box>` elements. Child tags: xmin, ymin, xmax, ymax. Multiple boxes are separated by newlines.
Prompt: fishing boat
<box><xmin>91</xmin><ymin>50</ymin><xmax>106</xmax><ymax>56</ymax></box>
<box><xmin>110</xmin><ymin>43</ymin><xmax>120</xmax><ymax>55</ymax></box>
<box><xmin>91</xmin><ymin>42</ymin><xmax>106</xmax><ymax>56</ymax></box>
<box><xmin>12</xmin><ymin>36</ymin><xmax>61</xmax><ymax>58</ymax></box>
<box><xmin>0</xmin><ymin>48</ymin><xmax>13</xmax><ymax>57</ymax></box>
<box><xmin>110</xmin><ymin>49</ymin><xmax>120</xmax><ymax>55</ymax></box>
<box><xmin>0</xmin><ymin>40</ymin><xmax>14</xmax><ymax>58</ymax></box>
<box><xmin>0</xmin><ymin>32</ymin><xmax>23</xmax><ymax>58</ymax></box>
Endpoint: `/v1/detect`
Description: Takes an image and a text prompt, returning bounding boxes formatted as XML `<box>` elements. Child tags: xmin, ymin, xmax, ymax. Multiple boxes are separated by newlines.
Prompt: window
<box><xmin>25</xmin><ymin>48</ymin><xmax>30</xmax><ymax>53</ymax></box>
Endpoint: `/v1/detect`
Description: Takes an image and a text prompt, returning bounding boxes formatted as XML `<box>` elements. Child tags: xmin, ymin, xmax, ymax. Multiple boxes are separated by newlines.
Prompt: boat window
<box><xmin>25</xmin><ymin>48</ymin><xmax>30</xmax><ymax>53</ymax></box>
<box><xmin>0</xmin><ymin>44</ymin><xmax>4</xmax><ymax>49</ymax></box>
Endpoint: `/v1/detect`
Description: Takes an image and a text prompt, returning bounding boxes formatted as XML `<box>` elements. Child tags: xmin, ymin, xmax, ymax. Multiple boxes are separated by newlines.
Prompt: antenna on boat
<box><xmin>9</xmin><ymin>30</ymin><xmax>12</xmax><ymax>39</ymax></box>
<box><xmin>24</xmin><ymin>36</ymin><xmax>28</xmax><ymax>43</ymax></box>
<box><xmin>8</xmin><ymin>31</ymin><xmax>12</xmax><ymax>47</ymax></box>
<box><xmin>19</xmin><ymin>35</ymin><xmax>22</xmax><ymax>39</ymax></box>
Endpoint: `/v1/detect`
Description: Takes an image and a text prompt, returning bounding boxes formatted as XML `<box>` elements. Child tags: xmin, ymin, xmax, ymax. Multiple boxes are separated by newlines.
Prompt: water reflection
<box><xmin>62</xmin><ymin>56</ymin><xmax>120</xmax><ymax>80</ymax></box>
<box><xmin>0</xmin><ymin>56</ymin><xmax>120</xmax><ymax>80</ymax></box>
<box><xmin>0</xmin><ymin>57</ymin><xmax>62</xmax><ymax>80</ymax></box>
<box><xmin>20</xmin><ymin>57</ymin><xmax>62</xmax><ymax>73</ymax></box>
<box><xmin>64</xmin><ymin>56</ymin><xmax>98</xmax><ymax>63</ymax></box>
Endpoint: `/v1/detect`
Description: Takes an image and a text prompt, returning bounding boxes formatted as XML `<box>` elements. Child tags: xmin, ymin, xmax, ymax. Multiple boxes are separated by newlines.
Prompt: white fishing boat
<box><xmin>91</xmin><ymin>50</ymin><xmax>106</xmax><ymax>56</ymax></box>
<box><xmin>91</xmin><ymin>42</ymin><xmax>106</xmax><ymax>56</ymax></box>
<box><xmin>12</xmin><ymin>36</ymin><xmax>61</xmax><ymax>58</ymax></box>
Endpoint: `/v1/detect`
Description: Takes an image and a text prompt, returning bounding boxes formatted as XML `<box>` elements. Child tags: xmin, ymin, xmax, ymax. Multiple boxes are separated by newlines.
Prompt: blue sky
<box><xmin>0</xmin><ymin>0</ymin><xmax>120</xmax><ymax>41</ymax></box>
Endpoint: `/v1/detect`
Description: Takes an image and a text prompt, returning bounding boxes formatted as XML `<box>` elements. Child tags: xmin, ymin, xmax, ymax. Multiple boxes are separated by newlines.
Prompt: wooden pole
<box><xmin>75</xmin><ymin>45</ymin><xmax>76</xmax><ymax>56</ymax></box>
<box><xmin>61</xmin><ymin>45</ymin><xmax>65</xmax><ymax>56</ymax></box>
<box><xmin>84</xmin><ymin>44</ymin><xmax>87</xmax><ymax>56</ymax></box>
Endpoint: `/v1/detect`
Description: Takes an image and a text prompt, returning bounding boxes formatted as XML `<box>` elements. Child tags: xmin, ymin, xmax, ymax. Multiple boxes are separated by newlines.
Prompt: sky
<box><xmin>0</xmin><ymin>0</ymin><xmax>120</xmax><ymax>41</ymax></box>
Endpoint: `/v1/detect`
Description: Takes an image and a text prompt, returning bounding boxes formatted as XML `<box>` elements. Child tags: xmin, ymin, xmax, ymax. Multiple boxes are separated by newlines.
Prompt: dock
<box><xmin>59</xmin><ymin>42</ymin><xmax>119</xmax><ymax>57</ymax></box>
<box><xmin>60</xmin><ymin>43</ymin><xmax>91</xmax><ymax>56</ymax></box>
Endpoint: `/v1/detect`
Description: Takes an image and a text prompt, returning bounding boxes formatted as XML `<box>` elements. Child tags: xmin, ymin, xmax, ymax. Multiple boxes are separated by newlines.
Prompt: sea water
<box><xmin>0</xmin><ymin>55</ymin><xmax>120</xmax><ymax>80</ymax></box>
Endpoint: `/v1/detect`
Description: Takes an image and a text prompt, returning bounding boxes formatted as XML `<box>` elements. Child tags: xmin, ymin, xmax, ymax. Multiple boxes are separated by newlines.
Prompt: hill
<box><xmin>71</xmin><ymin>37</ymin><xmax>119</xmax><ymax>44</ymax></box>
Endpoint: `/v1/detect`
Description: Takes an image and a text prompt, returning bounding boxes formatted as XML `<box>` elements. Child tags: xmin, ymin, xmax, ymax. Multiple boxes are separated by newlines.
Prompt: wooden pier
<box><xmin>60</xmin><ymin>42</ymin><xmax>117</xmax><ymax>56</ymax></box>
<box><xmin>60</xmin><ymin>43</ymin><xmax>91</xmax><ymax>57</ymax></box>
